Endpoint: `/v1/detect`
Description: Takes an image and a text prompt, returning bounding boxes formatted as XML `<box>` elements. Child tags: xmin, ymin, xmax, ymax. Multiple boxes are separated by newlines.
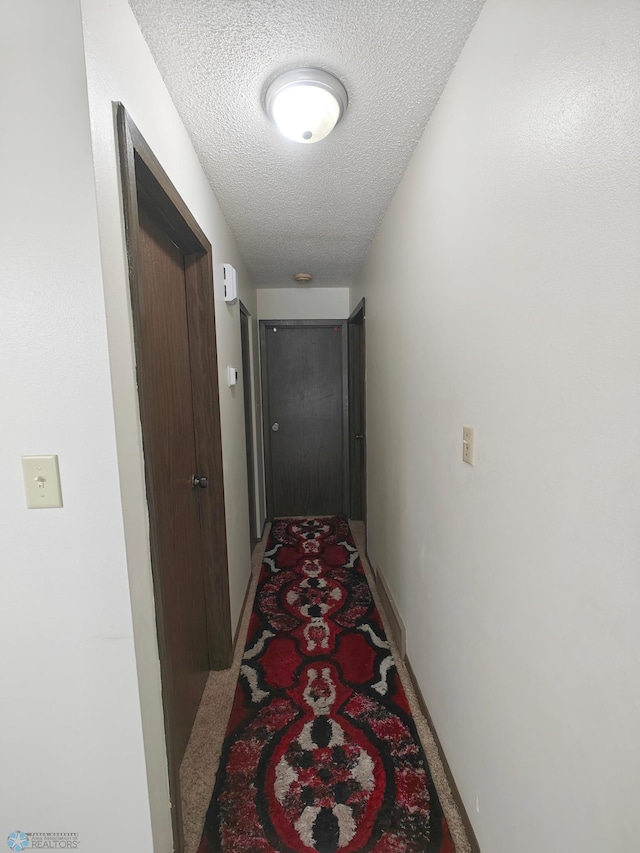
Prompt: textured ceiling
<box><xmin>128</xmin><ymin>0</ymin><xmax>485</xmax><ymax>288</ymax></box>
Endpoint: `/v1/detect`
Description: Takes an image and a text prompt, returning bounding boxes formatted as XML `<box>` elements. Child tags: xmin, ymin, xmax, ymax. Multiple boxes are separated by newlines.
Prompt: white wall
<box><xmin>353</xmin><ymin>0</ymin><xmax>640</xmax><ymax>850</ymax></box>
<box><xmin>258</xmin><ymin>287</ymin><xmax>349</xmax><ymax>319</ymax></box>
<box><xmin>79</xmin><ymin>0</ymin><xmax>258</xmax><ymax>848</ymax></box>
<box><xmin>0</xmin><ymin>2</ymin><xmax>153</xmax><ymax>850</ymax></box>
<box><xmin>0</xmin><ymin>1</ymin><xmax>258</xmax><ymax>850</ymax></box>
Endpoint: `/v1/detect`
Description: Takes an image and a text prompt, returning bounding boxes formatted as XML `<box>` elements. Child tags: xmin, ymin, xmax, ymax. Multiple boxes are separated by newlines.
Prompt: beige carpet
<box><xmin>180</xmin><ymin>520</ymin><xmax>471</xmax><ymax>853</ymax></box>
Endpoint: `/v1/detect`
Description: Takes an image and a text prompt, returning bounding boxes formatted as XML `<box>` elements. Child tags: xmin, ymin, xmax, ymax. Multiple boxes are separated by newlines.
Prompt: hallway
<box><xmin>181</xmin><ymin>520</ymin><xmax>468</xmax><ymax>853</ymax></box>
<box><xmin>3</xmin><ymin>2</ymin><xmax>640</xmax><ymax>853</ymax></box>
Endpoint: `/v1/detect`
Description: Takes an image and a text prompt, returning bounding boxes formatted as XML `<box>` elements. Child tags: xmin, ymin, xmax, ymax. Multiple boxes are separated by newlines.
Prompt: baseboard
<box><xmin>233</xmin><ymin>524</ymin><xmax>270</xmax><ymax>655</ymax></box>
<box><xmin>364</xmin><ymin>547</ymin><xmax>376</xmax><ymax>581</ymax></box>
<box><xmin>254</xmin><ymin>517</ymin><xmax>268</xmax><ymax>547</ymax></box>
<box><xmin>403</xmin><ymin>656</ymin><xmax>482</xmax><ymax>853</ymax></box>
<box><xmin>374</xmin><ymin>567</ymin><xmax>406</xmax><ymax>660</ymax></box>
<box><xmin>232</xmin><ymin>568</ymin><xmax>254</xmax><ymax>655</ymax></box>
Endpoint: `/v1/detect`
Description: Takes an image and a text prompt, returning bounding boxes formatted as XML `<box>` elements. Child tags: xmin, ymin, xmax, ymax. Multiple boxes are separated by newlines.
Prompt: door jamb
<box><xmin>348</xmin><ymin>298</ymin><xmax>366</xmax><ymax>529</ymax></box>
<box><xmin>239</xmin><ymin>301</ymin><xmax>258</xmax><ymax>543</ymax></box>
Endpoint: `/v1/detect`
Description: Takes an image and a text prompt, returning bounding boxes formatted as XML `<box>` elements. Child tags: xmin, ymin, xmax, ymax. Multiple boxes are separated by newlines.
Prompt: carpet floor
<box><xmin>194</xmin><ymin>517</ymin><xmax>458</xmax><ymax>853</ymax></box>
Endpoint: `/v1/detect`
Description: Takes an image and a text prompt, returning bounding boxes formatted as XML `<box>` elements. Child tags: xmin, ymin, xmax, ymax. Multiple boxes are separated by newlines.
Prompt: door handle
<box><xmin>271</xmin><ymin>422</ymin><xmax>280</xmax><ymax>432</ymax></box>
<box><xmin>191</xmin><ymin>475</ymin><xmax>208</xmax><ymax>489</ymax></box>
<box><xmin>355</xmin><ymin>434</ymin><xmax>364</xmax><ymax>440</ymax></box>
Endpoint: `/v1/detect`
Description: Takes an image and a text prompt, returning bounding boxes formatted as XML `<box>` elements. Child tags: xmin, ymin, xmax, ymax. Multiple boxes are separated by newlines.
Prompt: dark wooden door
<box><xmin>136</xmin><ymin>200</ymin><xmax>210</xmax><ymax>767</ymax></box>
<box><xmin>261</xmin><ymin>321</ymin><xmax>348</xmax><ymax>517</ymax></box>
<box><xmin>348</xmin><ymin>300</ymin><xmax>366</xmax><ymax>520</ymax></box>
<box><xmin>118</xmin><ymin>106</ymin><xmax>232</xmax><ymax>852</ymax></box>
<box><xmin>240</xmin><ymin>304</ymin><xmax>257</xmax><ymax>544</ymax></box>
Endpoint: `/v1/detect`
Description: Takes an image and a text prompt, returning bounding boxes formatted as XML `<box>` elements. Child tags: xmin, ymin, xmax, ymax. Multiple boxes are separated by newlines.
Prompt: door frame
<box><xmin>348</xmin><ymin>298</ymin><xmax>366</xmax><ymax>522</ymax></box>
<box><xmin>260</xmin><ymin>319</ymin><xmax>349</xmax><ymax>519</ymax></box>
<box><xmin>239</xmin><ymin>301</ymin><xmax>258</xmax><ymax>544</ymax></box>
<box><xmin>116</xmin><ymin>104</ymin><xmax>232</xmax><ymax>849</ymax></box>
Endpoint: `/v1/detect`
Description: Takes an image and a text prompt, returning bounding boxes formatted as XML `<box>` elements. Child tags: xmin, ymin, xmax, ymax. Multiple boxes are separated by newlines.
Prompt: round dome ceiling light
<box><xmin>294</xmin><ymin>272</ymin><xmax>313</xmax><ymax>283</ymax></box>
<box><xmin>266</xmin><ymin>68</ymin><xmax>348</xmax><ymax>144</ymax></box>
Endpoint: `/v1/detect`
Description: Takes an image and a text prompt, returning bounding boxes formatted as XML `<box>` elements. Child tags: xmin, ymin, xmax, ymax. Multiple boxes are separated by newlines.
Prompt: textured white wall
<box><xmin>0</xmin><ymin>2</ymin><xmax>153</xmax><ymax>850</ymax></box>
<box><xmin>80</xmin><ymin>0</ymin><xmax>258</xmax><ymax>847</ymax></box>
<box><xmin>258</xmin><ymin>287</ymin><xmax>350</xmax><ymax>319</ymax></box>
<box><xmin>353</xmin><ymin>0</ymin><xmax>640</xmax><ymax>850</ymax></box>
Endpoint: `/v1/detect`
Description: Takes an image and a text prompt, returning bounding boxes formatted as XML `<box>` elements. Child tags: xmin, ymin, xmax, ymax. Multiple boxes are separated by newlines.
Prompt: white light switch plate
<box><xmin>22</xmin><ymin>455</ymin><xmax>63</xmax><ymax>508</ymax></box>
<box><xmin>462</xmin><ymin>426</ymin><xmax>475</xmax><ymax>466</ymax></box>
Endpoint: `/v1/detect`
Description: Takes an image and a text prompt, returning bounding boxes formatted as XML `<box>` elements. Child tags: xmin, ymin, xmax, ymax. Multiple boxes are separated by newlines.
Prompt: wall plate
<box><xmin>22</xmin><ymin>454</ymin><xmax>63</xmax><ymax>508</ymax></box>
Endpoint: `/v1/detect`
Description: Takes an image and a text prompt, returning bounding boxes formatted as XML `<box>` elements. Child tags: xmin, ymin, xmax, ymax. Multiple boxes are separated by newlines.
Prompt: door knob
<box><xmin>191</xmin><ymin>475</ymin><xmax>208</xmax><ymax>489</ymax></box>
<box><xmin>271</xmin><ymin>422</ymin><xmax>280</xmax><ymax>432</ymax></box>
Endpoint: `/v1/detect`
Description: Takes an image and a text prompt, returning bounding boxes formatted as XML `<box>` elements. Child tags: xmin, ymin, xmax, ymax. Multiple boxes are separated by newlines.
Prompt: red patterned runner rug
<box><xmin>197</xmin><ymin>517</ymin><xmax>454</xmax><ymax>853</ymax></box>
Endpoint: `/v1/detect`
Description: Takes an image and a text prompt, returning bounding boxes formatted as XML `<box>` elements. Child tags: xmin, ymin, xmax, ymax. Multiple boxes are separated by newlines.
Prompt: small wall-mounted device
<box><xmin>227</xmin><ymin>366</ymin><xmax>238</xmax><ymax>387</ymax></box>
<box><xmin>462</xmin><ymin>425</ymin><xmax>475</xmax><ymax>466</ymax></box>
<box><xmin>223</xmin><ymin>263</ymin><xmax>238</xmax><ymax>304</ymax></box>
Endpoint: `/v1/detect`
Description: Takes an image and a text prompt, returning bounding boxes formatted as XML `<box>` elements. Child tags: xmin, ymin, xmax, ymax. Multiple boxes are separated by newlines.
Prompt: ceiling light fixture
<box><xmin>266</xmin><ymin>68</ymin><xmax>348</xmax><ymax>144</ymax></box>
<box><xmin>294</xmin><ymin>272</ymin><xmax>313</xmax><ymax>283</ymax></box>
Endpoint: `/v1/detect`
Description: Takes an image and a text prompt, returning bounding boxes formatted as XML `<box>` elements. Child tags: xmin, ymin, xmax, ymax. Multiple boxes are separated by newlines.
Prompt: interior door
<box><xmin>136</xmin><ymin>199</ymin><xmax>210</xmax><ymax>766</ymax></box>
<box><xmin>118</xmin><ymin>105</ymin><xmax>232</xmax><ymax>852</ymax></box>
<box><xmin>261</xmin><ymin>320</ymin><xmax>348</xmax><ymax>517</ymax></box>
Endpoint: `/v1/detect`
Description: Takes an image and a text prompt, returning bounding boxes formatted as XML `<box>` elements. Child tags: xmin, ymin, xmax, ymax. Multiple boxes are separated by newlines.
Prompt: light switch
<box><xmin>462</xmin><ymin>426</ymin><xmax>475</xmax><ymax>466</ymax></box>
<box><xmin>22</xmin><ymin>455</ymin><xmax>63</xmax><ymax>508</ymax></box>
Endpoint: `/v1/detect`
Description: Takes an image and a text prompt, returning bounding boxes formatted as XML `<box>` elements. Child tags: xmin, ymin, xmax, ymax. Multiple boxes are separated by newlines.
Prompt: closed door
<box><xmin>119</xmin><ymin>106</ymin><xmax>231</xmax><ymax>852</ymax></box>
<box><xmin>261</xmin><ymin>321</ymin><xmax>348</xmax><ymax>517</ymax></box>
<box><xmin>137</xmin><ymin>199</ymin><xmax>210</xmax><ymax>765</ymax></box>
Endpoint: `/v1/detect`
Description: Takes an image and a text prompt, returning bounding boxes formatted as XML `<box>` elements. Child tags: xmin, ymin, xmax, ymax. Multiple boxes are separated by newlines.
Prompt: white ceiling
<box><xmin>128</xmin><ymin>0</ymin><xmax>485</xmax><ymax>288</ymax></box>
